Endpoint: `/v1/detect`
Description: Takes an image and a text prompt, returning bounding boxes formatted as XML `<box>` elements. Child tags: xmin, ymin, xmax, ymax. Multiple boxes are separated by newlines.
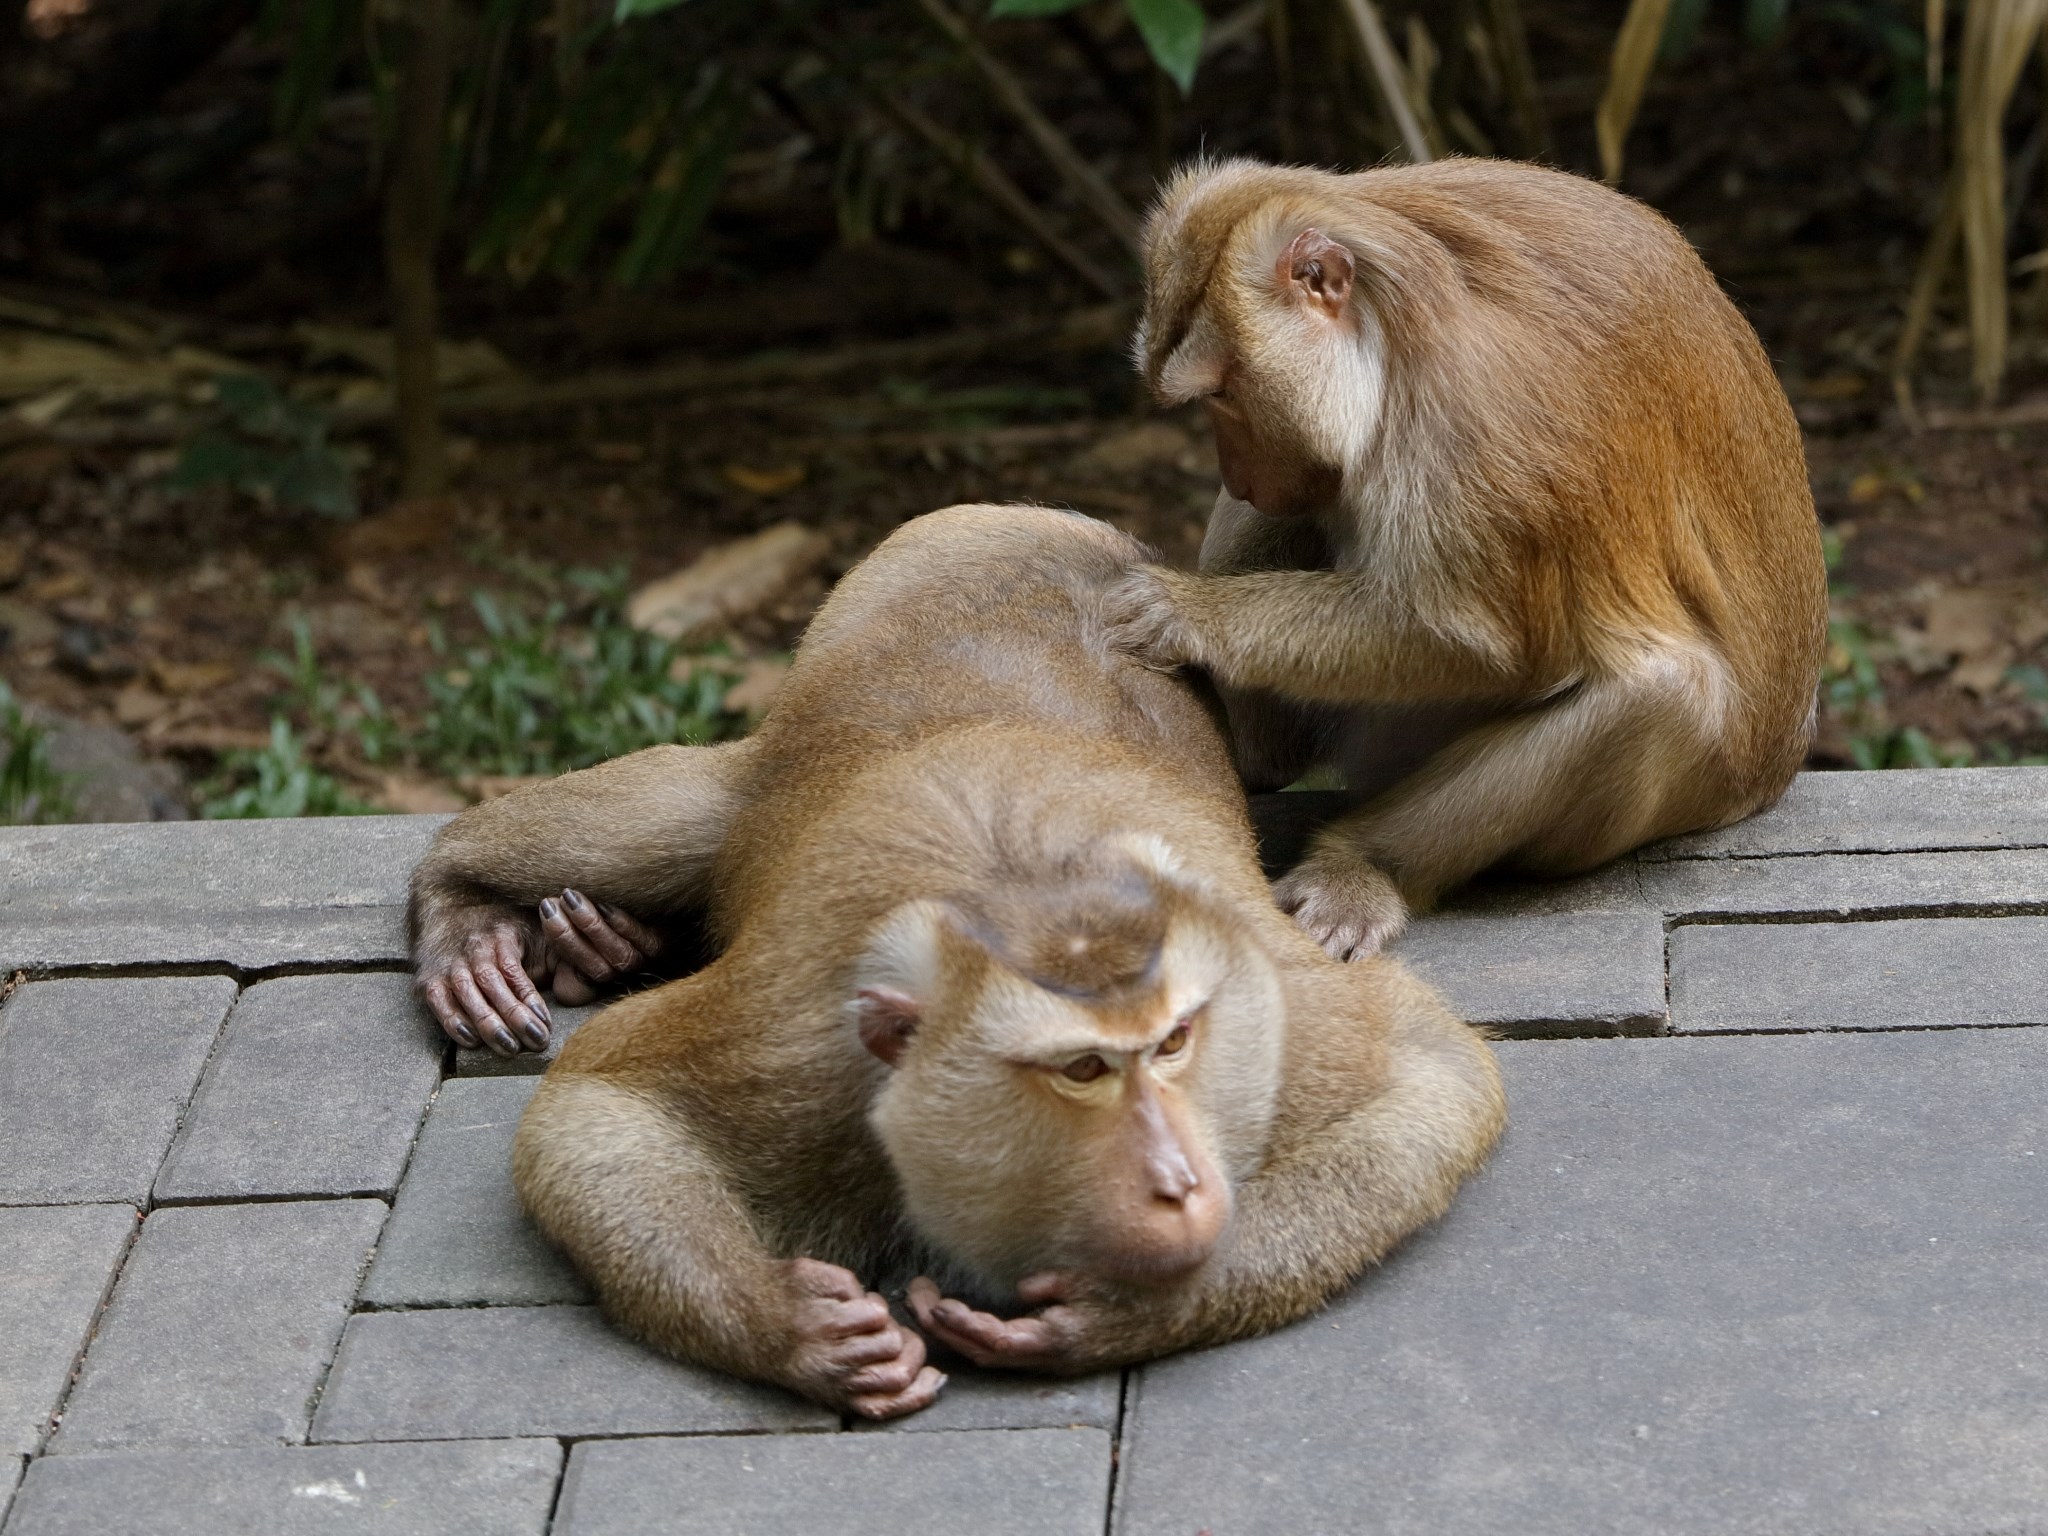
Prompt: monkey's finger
<box><xmin>814</xmin><ymin>1294</ymin><xmax>894</xmax><ymax>1338</ymax></box>
<box><xmin>446</xmin><ymin>969</ymin><xmax>520</xmax><ymax>1056</ymax></box>
<box><xmin>827</xmin><ymin>1327</ymin><xmax>913</xmax><ymax>1371</ymax></box>
<box><xmin>926</xmin><ymin>1300</ymin><xmax>1059</xmax><ymax>1368</ymax></box>
<box><xmin>538</xmin><ymin>898</ymin><xmax>616</xmax><ymax>982</ymax></box>
<box><xmin>849</xmin><ymin>1366</ymin><xmax>946</xmax><ymax>1421</ymax></box>
<box><xmin>596</xmin><ymin>901</ymin><xmax>663</xmax><ymax>957</ymax></box>
<box><xmin>493</xmin><ymin>928</ymin><xmax>552</xmax><ymax>1027</ymax></box>
<box><xmin>1016</xmin><ymin>1271</ymin><xmax>1077</xmax><ymax>1307</ymax></box>
<box><xmin>550</xmin><ymin>965</ymin><xmax>596</xmax><ymax>1005</ymax></box>
<box><xmin>470</xmin><ymin>955</ymin><xmax>550</xmax><ymax>1050</ymax></box>
<box><xmin>559</xmin><ymin>888</ymin><xmax>645</xmax><ymax>971</ymax></box>
<box><xmin>842</xmin><ymin>1331</ymin><xmax>927</xmax><ymax>1395</ymax></box>
<box><xmin>419</xmin><ymin>978</ymin><xmax>481</xmax><ymax>1049</ymax></box>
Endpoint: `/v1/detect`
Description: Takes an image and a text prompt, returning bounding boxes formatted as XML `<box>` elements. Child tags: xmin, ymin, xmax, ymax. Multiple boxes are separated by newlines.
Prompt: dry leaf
<box><xmin>1071</xmin><ymin>422</ymin><xmax>1196</xmax><ymax>476</ymax></box>
<box><xmin>723</xmin><ymin>462</ymin><xmax>806</xmax><ymax>496</ymax></box>
<box><xmin>112</xmin><ymin>684</ymin><xmax>171</xmax><ymax>727</ymax></box>
<box><xmin>0</xmin><ymin>537</ymin><xmax>24</xmax><ymax>588</ymax></box>
<box><xmin>151</xmin><ymin>659</ymin><xmax>237</xmax><ymax>695</ymax></box>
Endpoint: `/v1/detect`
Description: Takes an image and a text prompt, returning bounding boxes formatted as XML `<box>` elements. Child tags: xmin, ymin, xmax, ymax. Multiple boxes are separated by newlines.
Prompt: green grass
<box><xmin>0</xmin><ymin>682</ymin><xmax>75</xmax><ymax>825</ymax></box>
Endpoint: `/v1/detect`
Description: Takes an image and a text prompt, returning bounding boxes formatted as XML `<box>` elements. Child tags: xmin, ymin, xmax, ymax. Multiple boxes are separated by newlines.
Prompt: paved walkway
<box><xmin>1</xmin><ymin>766</ymin><xmax>2044</xmax><ymax>1534</ymax></box>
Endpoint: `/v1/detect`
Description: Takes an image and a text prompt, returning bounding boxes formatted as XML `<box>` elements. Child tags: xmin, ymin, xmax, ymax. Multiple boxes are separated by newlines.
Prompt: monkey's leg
<box><xmin>1285</xmin><ymin>670</ymin><xmax>1715</xmax><ymax>957</ymax></box>
<box><xmin>516</xmin><ymin>1040</ymin><xmax>945</xmax><ymax>1420</ymax></box>
<box><xmin>410</xmin><ymin>738</ymin><xmax>757</xmax><ymax>1050</ymax></box>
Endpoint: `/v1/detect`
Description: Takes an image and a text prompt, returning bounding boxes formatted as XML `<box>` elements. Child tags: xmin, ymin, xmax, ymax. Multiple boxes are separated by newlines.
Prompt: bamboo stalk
<box><xmin>1954</xmin><ymin>0</ymin><xmax>2047</xmax><ymax>402</ymax></box>
<box><xmin>1333</xmin><ymin>0</ymin><xmax>1434</xmax><ymax>162</ymax></box>
<box><xmin>1485</xmin><ymin>0</ymin><xmax>1552</xmax><ymax>159</ymax></box>
<box><xmin>1595</xmin><ymin>0</ymin><xmax>1672</xmax><ymax>183</ymax></box>
<box><xmin>912</xmin><ymin>0</ymin><xmax>1143</xmax><ymax>258</ymax></box>
<box><xmin>874</xmin><ymin>90</ymin><xmax>1125</xmax><ymax>299</ymax></box>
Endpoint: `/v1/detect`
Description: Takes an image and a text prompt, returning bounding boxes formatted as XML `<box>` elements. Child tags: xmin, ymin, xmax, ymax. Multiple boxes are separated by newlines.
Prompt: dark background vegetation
<box><xmin>2</xmin><ymin>0</ymin><xmax>2046</xmax><ymax>823</ymax></box>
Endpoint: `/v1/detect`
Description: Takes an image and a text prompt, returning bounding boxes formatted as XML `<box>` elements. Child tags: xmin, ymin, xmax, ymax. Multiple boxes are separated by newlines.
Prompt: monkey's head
<box><xmin>849</xmin><ymin>843</ymin><xmax>1284</xmax><ymax>1292</ymax></box>
<box><xmin>1133</xmin><ymin>160</ymin><xmax>1377</xmax><ymax>520</ymax></box>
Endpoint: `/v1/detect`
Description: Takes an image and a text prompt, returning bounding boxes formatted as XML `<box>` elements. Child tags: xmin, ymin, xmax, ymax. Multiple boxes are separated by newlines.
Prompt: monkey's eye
<box><xmin>1061</xmin><ymin>1054</ymin><xmax>1112</xmax><ymax>1084</ymax></box>
<box><xmin>1156</xmin><ymin>1022</ymin><xmax>1192</xmax><ymax>1057</ymax></box>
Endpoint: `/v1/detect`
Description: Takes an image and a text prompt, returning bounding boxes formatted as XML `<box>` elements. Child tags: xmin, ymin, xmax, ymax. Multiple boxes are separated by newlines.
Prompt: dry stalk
<box><xmin>1333</xmin><ymin>0</ymin><xmax>1435</xmax><ymax>162</ymax></box>
<box><xmin>1595</xmin><ymin>0</ymin><xmax>1673</xmax><ymax>184</ymax></box>
<box><xmin>1954</xmin><ymin>0</ymin><xmax>2047</xmax><ymax>402</ymax></box>
<box><xmin>912</xmin><ymin>0</ymin><xmax>1144</xmax><ymax>259</ymax></box>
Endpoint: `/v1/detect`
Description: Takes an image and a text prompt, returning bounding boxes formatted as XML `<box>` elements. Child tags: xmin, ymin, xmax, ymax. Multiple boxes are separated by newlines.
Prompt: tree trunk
<box><xmin>383</xmin><ymin>0</ymin><xmax>456</xmax><ymax>499</ymax></box>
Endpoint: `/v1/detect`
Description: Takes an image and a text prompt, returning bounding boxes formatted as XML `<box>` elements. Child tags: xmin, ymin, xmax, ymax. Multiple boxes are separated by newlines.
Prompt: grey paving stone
<box><xmin>2</xmin><ymin>1455</ymin><xmax>19</xmax><ymax>1529</ymax></box>
<box><xmin>0</xmin><ymin>815</ymin><xmax>443</xmax><ymax>971</ymax></box>
<box><xmin>6</xmin><ymin>1439</ymin><xmax>562</xmax><ymax>1536</ymax></box>
<box><xmin>554</xmin><ymin>1428</ymin><xmax>1112</xmax><ymax>1536</ymax></box>
<box><xmin>361</xmin><ymin>1077</ymin><xmax>589</xmax><ymax>1308</ymax></box>
<box><xmin>310</xmin><ymin>1305</ymin><xmax>834</xmax><ymax>1442</ymax></box>
<box><xmin>0</xmin><ymin>977</ymin><xmax>238</xmax><ymax>1205</ymax></box>
<box><xmin>1437</xmin><ymin>858</ymin><xmax>1650</xmax><ymax>917</ymax></box>
<box><xmin>1640</xmin><ymin>846</ymin><xmax>2048</xmax><ymax>918</ymax></box>
<box><xmin>856</xmin><ymin>1366</ymin><xmax>1120</xmax><ymax>1434</ymax></box>
<box><xmin>154</xmin><ymin>974</ymin><xmax>441</xmax><ymax>1202</ymax></box>
<box><xmin>453</xmin><ymin>1001</ymin><xmax>598</xmax><ymax>1077</ymax></box>
<box><xmin>53</xmin><ymin>1200</ymin><xmax>385</xmax><ymax>1453</ymax></box>
<box><xmin>1115</xmin><ymin>1031</ymin><xmax>2048</xmax><ymax>1536</ymax></box>
<box><xmin>1646</xmin><ymin>765</ymin><xmax>2048</xmax><ymax>859</ymax></box>
<box><xmin>0</xmin><ymin>1206</ymin><xmax>135</xmax><ymax>1457</ymax></box>
<box><xmin>1670</xmin><ymin>915</ymin><xmax>2048</xmax><ymax>1032</ymax></box>
<box><xmin>1391</xmin><ymin>912</ymin><xmax>1667</xmax><ymax>1036</ymax></box>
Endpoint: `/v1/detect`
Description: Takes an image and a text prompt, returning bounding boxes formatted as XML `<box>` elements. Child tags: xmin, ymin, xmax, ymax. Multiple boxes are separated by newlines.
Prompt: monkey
<box><xmin>407</xmin><ymin>504</ymin><xmax>1505</xmax><ymax>1420</ymax></box>
<box><xmin>1104</xmin><ymin>156</ymin><xmax>1828</xmax><ymax>960</ymax></box>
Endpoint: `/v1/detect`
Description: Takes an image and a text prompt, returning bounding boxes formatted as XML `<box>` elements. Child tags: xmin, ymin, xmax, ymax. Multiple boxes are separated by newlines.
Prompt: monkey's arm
<box><xmin>516</xmin><ymin>1056</ymin><xmax>942</xmax><ymax>1420</ymax></box>
<box><xmin>1106</xmin><ymin>566</ymin><xmax>1532</xmax><ymax>706</ymax></box>
<box><xmin>409</xmin><ymin>738</ymin><xmax>757</xmax><ymax>1050</ymax></box>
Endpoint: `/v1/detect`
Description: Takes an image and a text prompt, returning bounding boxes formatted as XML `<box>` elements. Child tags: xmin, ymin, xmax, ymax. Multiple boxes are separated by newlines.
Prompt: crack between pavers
<box><xmin>2</xmin><ymin>959</ymin><xmax>412</xmax><ymax>985</ymax></box>
<box><xmin>36</xmin><ymin>1203</ymin><xmax>145</xmax><ymax>1459</ymax></box>
<box><xmin>1644</xmin><ymin>840</ymin><xmax>2048</xmax><ymax>863</ymax></box>
<box><xmin>1102</xmin><ymin>1368</ymin><xmax>1130</xmax><ymax>1536</ymax></box>
<box><xmin>1664</xmin><ymin>902</ymin><xmax>2048</xmax><ymax>927</ymax></box>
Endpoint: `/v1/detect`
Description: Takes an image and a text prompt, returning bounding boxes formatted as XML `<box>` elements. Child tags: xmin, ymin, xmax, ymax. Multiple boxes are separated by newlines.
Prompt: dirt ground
<box><xmin>3</xmin><ymin>4</ymin><xmax>2047</xmax><ymax>815</ymax></box>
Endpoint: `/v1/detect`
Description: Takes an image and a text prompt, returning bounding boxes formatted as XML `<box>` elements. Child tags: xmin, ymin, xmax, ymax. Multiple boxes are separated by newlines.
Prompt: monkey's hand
<box><xmin>907</xmin><ymin>1272</ymin><xmax>1149</xmax><ymax>1376</ymax></box>
<box><xmin>779</xmin><ymin>1259</ymin><xmax>946</xmax><ymax>1421</ymax></box>
<box><xmin>415</xmin><ymin>906</ymin><xmax>554</xmax><ymax>1056</ymax></box>
<box><xmin>1102</xmin><ymin>567</ymin><xmax>1204</xmax><ymax>672</ymax></box>
<box><xmin>536</xmin><ymin>888</ymin><xmax>663</xmax><ymax>1005</ymax></box>
<box><xmin>1273</xmin><ymin>857</ymin><xmax>1409</xmax><ymax>961</ymax></box>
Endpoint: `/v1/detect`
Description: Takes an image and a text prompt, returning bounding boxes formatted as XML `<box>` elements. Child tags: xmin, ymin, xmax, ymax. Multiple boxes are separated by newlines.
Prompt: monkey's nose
<box><xmin>1148</xmin><ymin>1147</ymin><xmax>1199</xmax><ymax>1204</ymax></box>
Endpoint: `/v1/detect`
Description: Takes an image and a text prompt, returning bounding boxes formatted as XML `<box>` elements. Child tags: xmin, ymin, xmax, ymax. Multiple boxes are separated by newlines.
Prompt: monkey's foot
<box><xmin>417</xmin><ymin>916</ymin><xmax>553</xmax><ymax>1055</ymax></box>
<box><xmin>1273</xmin><ymin>860</ymin><xmax>1409</xmax><ymax>962</ymax></box>
<box><xmin>906</xmin><ymin>1272</ymin><xmax>1103</xmax><ymax>1375</ymax></box>
<box><xmin>782</xmin><ymin>1259</ymin><xmax>945</xmax><ymax>1421</ymax></box>
<box><xmin>537</xmin><ymin>889</ymin><xmax>662</xmax><ymax>1004</ymax></box>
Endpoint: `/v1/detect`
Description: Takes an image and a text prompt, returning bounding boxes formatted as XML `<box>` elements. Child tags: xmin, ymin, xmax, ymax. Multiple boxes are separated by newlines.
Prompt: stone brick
<box><xmin>554</xmin><ymin>1428</ymin><xmax>1112</xmax><ymax>1536</ymax></box>
<box><xmin>2</xmin><ymin>1455</ymin><xmax>19</xmax><ymax>1529</ymax></box>
<box><xmin>310</xmin><ymin>1306</ymin><xmax>833</xmax><ymax>1442</ymax></box>
<box><xmin>855</xmin><ymin>1367</ymin><xmax>1120</xmax><ymax>1434</ymax></box>
<box><xmin>0</xmin><ymin>977</ymin><xmax>238</xmax><ymax>1205</ymax></box>
<box><xmin>360</xmin><ymin>1077</ymin><xmax>589</xmax><ymax>1308</ymax></box>
<box><xmin>1392</xmin><ymin>912</ymin><xmax>1667</xmax><ymax>1036</ymax></box>
<box><xmin>7</xmin><ymin>1439</ymin><xmax>562</xmax><ymax>1536</ymax></box>
<box><xmin>0</xmin><ymin>815</ymin><xmax>443</xmax><ymax>971</ymax></box>
<box><xmin>1114</xmin><ymin>1031</ymin><xmax>2048</xmax><ymax>1536</ymax></box>
<box><xmin>1669</xmin><ymin>915</ymin><xmax>2048</xmax><ymax>1032</ymax></box>
<box><xmin>53</xmin><ymin>1200</ymin><xmax>385</xmax><ymax>1453</ymax></box>
<box><xmin>154</xmin><ymin>974</ymin><xmax>441</xmax><ymax>1202</ymax></box>
<box><xmin>1640</xmin><ymin>847</ymin><xmax>2048</xmax><ymax>919</ymax></box>
<box><xmin>452</xmin><ymin>1002</ymin><xmax>598</xmax><ymax>1077</ymax></box>
<box><xmin>1645</xmin><ymin>765</ymin><xmax>2048</xmax><ymax>859</ymax></box>
<box><xmin>0</xmin><ymin>1205</ymin><xmax>135</xmax><ymax>1457</ymax></box>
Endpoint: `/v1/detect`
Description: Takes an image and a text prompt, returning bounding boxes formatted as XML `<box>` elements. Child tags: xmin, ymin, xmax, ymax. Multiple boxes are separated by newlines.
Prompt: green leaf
<box><xmin>990</xmin><ymin>0</ymin><xmax>1093</xmax><ymax>16</ymax></box>
<box><xmin>613</xmin><ymin>0</ymin><xmax>690</xmax><ymax>18</ymax></box>
<box><xmin>1126</xmin><ymin>0</ymin><xmax>1204</xmax><ymax>93</ymax></box>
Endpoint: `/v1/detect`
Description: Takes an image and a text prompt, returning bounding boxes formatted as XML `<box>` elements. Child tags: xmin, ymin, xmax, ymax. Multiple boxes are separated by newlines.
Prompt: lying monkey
<box><xmin>1110</xmin><ymin>157</ymin><xmax>1828</xmax><ymax>959</ymax></box>
<box><xmin>409</xmin><ymin>505</ymin><xmax>1504</xmax><ymax>1420</ymax></box>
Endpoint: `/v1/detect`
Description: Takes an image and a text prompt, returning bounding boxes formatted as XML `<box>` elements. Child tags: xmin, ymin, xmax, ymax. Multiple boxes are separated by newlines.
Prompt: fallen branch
<box><xmin>334</xmin><ymin>303</ymin><xmax>1130</xmax><ymax>422</ymax></box>
<box><xmin>1333</xmin><ymin>0</ymin><xmax>1434</xmax><ymax>163</ymax></box>
<box><xmin>1919</xmin><ymin>394</ymin><xmax>2048</xmax><ymax>429</ymax></box>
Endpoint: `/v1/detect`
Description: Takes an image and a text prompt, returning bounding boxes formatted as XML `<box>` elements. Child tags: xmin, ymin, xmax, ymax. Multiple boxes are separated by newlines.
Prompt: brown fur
<box><xmin>408</xmin><ymin>504</ymin><xmax>1504</xmax><ymax>1418</ymax></box>
<box><xmin>1108</xmin><ymin>157</ymin><xmax>1827</xmax><ymax>957</ymax></box>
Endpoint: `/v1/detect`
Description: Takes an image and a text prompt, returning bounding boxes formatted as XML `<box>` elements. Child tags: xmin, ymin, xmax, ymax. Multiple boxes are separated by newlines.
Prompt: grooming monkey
<box><xmin>1107</xmin><ymin>158</ymin><xmax>1828</xmax><ymax>958</ymax></box>
<box><xmin>409</xmin><ymin>505</ymin><xmax>1504</xmax><ymax>1419</ymax></box>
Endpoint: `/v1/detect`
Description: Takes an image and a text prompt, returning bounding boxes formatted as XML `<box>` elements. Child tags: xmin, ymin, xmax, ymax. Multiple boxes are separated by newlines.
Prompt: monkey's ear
<box><xmin>855</xmin><ymin>988</ymin><xmax>921</xmax><ymax>1068</ymax></box>
<box><xmin>1277</xmin><ymin>228</ymin><xmax>1355</xmax><ymax>320</ymax></box>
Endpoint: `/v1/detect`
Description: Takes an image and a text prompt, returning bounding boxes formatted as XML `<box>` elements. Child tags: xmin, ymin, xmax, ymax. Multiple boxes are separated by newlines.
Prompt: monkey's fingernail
<box><xmin>562</xmin><ymin>889</ymin><xmax>585</xmax><ymax>911</ymax></box>
<box><xmin>539</xmin><ymin>898</ymin><xmax>559</xmax><ymax>920</ymax></box>
<box><xmin>518</xmin><ymin>1012</ymin><xmax>550</xmax><ymax>1047</ymax></box>
<box><xmin>449</xmin><ymin>1024</ymin><xmax>478</xmax><ymax>1048</ymax></box>
<box><xmin>531</xmin><ymin>997</ymin><xmax>552</xmax><ymax>1024</ymax></box>
<box><xmin>490</xmin><ymin>1027</ymin><xmax>518</xmax><ymax>1055</ymax></box>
